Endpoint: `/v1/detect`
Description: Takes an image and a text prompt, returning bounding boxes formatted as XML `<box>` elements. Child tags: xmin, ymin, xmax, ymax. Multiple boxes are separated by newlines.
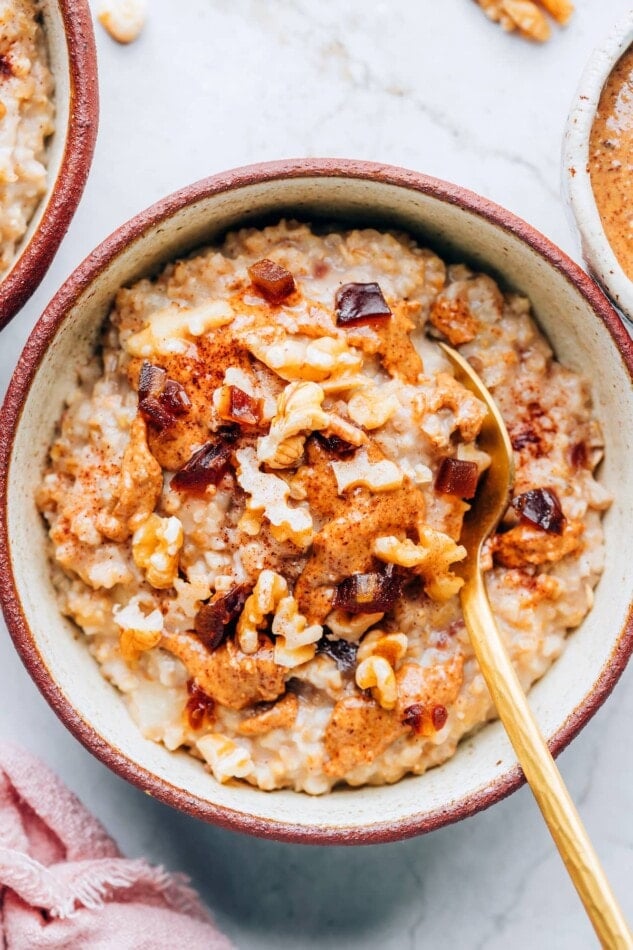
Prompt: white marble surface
<box><xmin>1</xmin><ymin>1</ymin><xmax>633</xmax><ymax>947</ymax></box>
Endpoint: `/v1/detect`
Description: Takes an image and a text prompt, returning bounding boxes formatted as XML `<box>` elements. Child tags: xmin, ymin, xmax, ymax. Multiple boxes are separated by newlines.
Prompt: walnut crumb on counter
<box><xmin>474</xmin><ymin>0</ymin><xmax>573</xmax><ymax>41</ymax></box>
<box><xmin>98</xmin><ymin>0</ymin><xmax>146</xmax><ymax>44</ymax></box>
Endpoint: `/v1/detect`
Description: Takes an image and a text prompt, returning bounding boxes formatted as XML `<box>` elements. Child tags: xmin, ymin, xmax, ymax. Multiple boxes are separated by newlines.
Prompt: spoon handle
<box><xmin>461</xmin><ymin>570</ymin><xmax>632</xmax><ymax>950</ymax></box>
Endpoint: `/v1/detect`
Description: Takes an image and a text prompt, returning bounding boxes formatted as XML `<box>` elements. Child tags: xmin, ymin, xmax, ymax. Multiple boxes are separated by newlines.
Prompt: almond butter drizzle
<box><xmin>589</xmin><ymin>45</ymin><xmax>633</xmax><ymax>280</ymax></box>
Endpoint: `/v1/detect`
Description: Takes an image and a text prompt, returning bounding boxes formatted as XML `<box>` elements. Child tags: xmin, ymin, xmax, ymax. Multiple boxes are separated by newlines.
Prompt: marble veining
<box><xmin>1</xmin><ymin>1</ymin><xmax>633</xmax><ymax>946</ymax></box>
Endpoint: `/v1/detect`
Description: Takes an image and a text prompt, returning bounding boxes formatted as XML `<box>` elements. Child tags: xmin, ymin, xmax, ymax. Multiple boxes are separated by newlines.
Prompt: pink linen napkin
<box><xmin>0</xmin><ymin>741</ymin><xmax>233</xmax><ymax>949</ymax></box>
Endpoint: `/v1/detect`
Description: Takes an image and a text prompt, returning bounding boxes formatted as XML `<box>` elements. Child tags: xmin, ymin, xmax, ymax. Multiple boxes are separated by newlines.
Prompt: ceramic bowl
<box><xmin>2</xmin><ymin>159</ymin><xmax>632</xmax><ymax>844</ymax></box>
<box><xmin>563</xmin><ymin>10</ymin><xmax>633</xmax><ymax>324</ymax></box>
<box><xmin>0</xmin><ymin>0</ymin><xmax>98</xmax><ymax>331</ymax></box>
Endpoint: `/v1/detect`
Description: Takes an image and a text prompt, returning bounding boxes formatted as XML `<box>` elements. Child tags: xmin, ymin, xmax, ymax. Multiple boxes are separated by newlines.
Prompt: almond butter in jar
<box><xmin>589</xmin><ymin>45</ymin><xmax>633</xmax><ymax>280</ymax></box>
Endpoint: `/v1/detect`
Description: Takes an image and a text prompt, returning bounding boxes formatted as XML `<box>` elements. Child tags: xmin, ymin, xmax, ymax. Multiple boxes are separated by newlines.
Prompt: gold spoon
<box><xmin>440</xmin><ymin>342</ymin><xmax>632</xmax><ymax>949</ymax></box>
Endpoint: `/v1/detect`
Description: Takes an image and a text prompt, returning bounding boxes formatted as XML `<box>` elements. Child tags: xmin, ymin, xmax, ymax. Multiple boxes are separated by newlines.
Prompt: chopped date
<box><xmin>333</xmin><ymin>564</ymin><xmax>402</xmax><ymax>614</ymax></box>
<box><xmin>435</xmin><ymin>457</ymin><xmax>479</xmax><ymax>499</ymax></box>
<box><xmin>510</xmin><ymin>425</ymin><xmax>540</xmax><ymax>452</ymax></box>
<box><xmin>401</xmin><ymin>574</ymin><xmax>423</xmax><ymax>601</ymax></box>
<box><xmin>219</xmin><ymin>385</ymin><xmax>263</xmax><ymax>427</ymax></box>
<box><xmin>317</xmin><ymin>636</ymin><xmax>358</xmax><ymax>673</ymax></box>
<box><xmin>335</xmin><ymin>282</ymin><xmax>392</xmax><ymax>326</ymax></box>
<box><xmin>171</xmin><ymin>428</ymin><xmax>238</xmax><ymax>493</ymax></box>
<box><xmin>571</xmin><ymin>442</ymin><xmax>588</xmax><ymax>469</ymax></box>
<box><xmin>511</xmin><ymin>488</ymin><xmax>565</xmax><ymax>534</ymax></box>
<box><xmin>447</xmin><ymin>619</ymin><xmax>466</xmax><ymax>638</ymax></box>
<box><xmin>401</xmin><ymin>703</ymin><xmax>448</xmax><ymax>733</ymax></box>
<box><xmin>138</xmin><ymin>361</ymin><xmax>191</xmax><ymax>430</ymax></box>
<box><xmin>312</xmin><ymin>260</ymin><xmax>329</xmax><ymax>279</ymax></box>
<box><xmin>431</xmin><ymin>705</ymin><xmax>448</xmax><ymax>730</ymax></box>
<box><xmin>138</xmin><ymin>361</ymin><xmax>165</xmax><ymax>401</ymax></box>
<box><xmin>185</xmin><ymin>679</ymin><xmax>215</xmax><ymax>730</ymax></box>
<box><xmin>217</xmin><ymin>424</ymin><xmax>241</xmax><ymax>443</ymax></box>
<box><xmin>248</xmin><ymin>258</ymin><xmax>296</xmax><ymax>303</ymax></box>
<box><xmin>162</xmin><ymin>378</ymin><xmax>192</xmax><ymax>415</ymax></box>
<box><xmin>138</xmin><ymin>395</ymin><xmax>176</xmax><ymax>430</ymax></box>
<box><xmin>401</xmin><ymin>703</ymin><xmax>425</xmax><ymax>732</ymax></box>
<box><xmin>313</xmin><ymin>432</ymin><xmax>358</xmax><ymax>457</ymax></box>
<box><xmin>194</xmin><ymin>584</ymin><xmax>250</xmax><ymax>651</ymax></box>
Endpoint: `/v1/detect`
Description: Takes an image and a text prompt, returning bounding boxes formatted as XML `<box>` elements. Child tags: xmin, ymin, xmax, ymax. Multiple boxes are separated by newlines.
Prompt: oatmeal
<box><xmin>589</xmin><ymin>45</ymin><xmax>633</xmax><ymax>281</ymax></box>
<box><xmin>37</xmin><ymin>222</ymin><xmax>610</xmax><ymax>795</ymax></box>
<box><xmin>0</xmin><ymin>0</ymin><xmax>54</xmax><ymax>275</ymax></box>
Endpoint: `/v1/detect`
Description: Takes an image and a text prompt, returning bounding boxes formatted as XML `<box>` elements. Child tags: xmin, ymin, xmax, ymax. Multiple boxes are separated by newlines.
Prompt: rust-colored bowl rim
<box><xmin>0</xmin><ymin>0</ymin><xmax>99</xmax><ymax>332</ymax></box>
<box><xmin>2</xmin><ymin>158</ymin><xmax>633</xmax><ymax>845</ymax></box>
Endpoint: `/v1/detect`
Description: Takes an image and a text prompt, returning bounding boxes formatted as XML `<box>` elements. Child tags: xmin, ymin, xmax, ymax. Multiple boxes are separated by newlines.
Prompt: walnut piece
<box><xmin>113</xmin><ymin>596</ymin><xmax>163</xmax><ymax>664</ymax></box>
<box><xmin>331</xmin><ymin>447</ymin><xmax>403</xmax><ymax>493</ymax></box>
<box><xmin>98</xmin><ymin>0</ymin><xmax>146</xmax><ymax>44</ymax></box>
<box><xmin>257</xmin><ymin>382</ymin><xmax>329</xmax><ymax>469</ymax></box>
<box><xmin>355</xmin><ymin>655</ymin><xmax>397</xmax><ymax>710</ymax></box>
<box><xmin>356</xmin><ymin>630</ymin><xmax>408</xmax><ymax>667</ymax></box>
<box><xmin>196</xmin><ymin>734</ymin><xmax>252</xmax><ymax>784</ymax></box>
<box><xmin>132</xmin><ymin>513</ymin><xmax>183</xmax><ymax>590</ymax></box>
<box><xmin>236</xmin><ymin>570</ymin><xmax>288</xmax><ymax>654</ymax></box>
<box><xmin>125</xmin><ymin>301</ymin><xmax>234</xmax><ymax>358</ymax></box>
<box><xmin>271</xmin><ymin>595</ymin><xmax>323</xmax><ymax>668</ymax></box>
<box><xmin>474</xmin><ymin>0</ymin><xmax>573</xmax><ymax>41</ymax></box>
<box><xmin>347</xmin><ymin>386</ymin><xmax>400</xmax><ymax>430</ymax></box>
<box><xmin>373</xmin><ymin>531</ymin><xmax>466</xmax><ymax>602</ymax></box>
<box><xmin>244</xmin><ymin>331</ymin><xmax>363</xmax><ymax>385</ymax></box>
<box><xmin>415</xmin><ymin>373</ymin><xmax>487</xmax><ymax>450</ymax></box>
<box><xmin>235</xmin><ymin>446</ymin><xmax>314</xmax><ymax>547</ymax></box>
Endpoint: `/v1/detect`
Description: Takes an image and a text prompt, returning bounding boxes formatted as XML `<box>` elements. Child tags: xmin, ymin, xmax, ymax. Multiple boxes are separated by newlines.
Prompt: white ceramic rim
<box><xmin>563</xmin><ymin>9</ymin><xmax>633</xmax><ymax>322</ymax></box>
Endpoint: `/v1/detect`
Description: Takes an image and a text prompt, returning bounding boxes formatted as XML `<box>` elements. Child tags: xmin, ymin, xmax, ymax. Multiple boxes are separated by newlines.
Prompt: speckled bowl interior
<box><xmin>563</xmin><ymin>10</ymin><xmax>633</xmax><ymax>324</ymax></box>
<box><xmin>0</xmin><ymin>0</ymin><xmax>98</xmax><ymax>331</ymax></box>
<box><xmin>2</xmin><ymin>161</ymin><xmax>632</xmax><ymax>844</ymax></box>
